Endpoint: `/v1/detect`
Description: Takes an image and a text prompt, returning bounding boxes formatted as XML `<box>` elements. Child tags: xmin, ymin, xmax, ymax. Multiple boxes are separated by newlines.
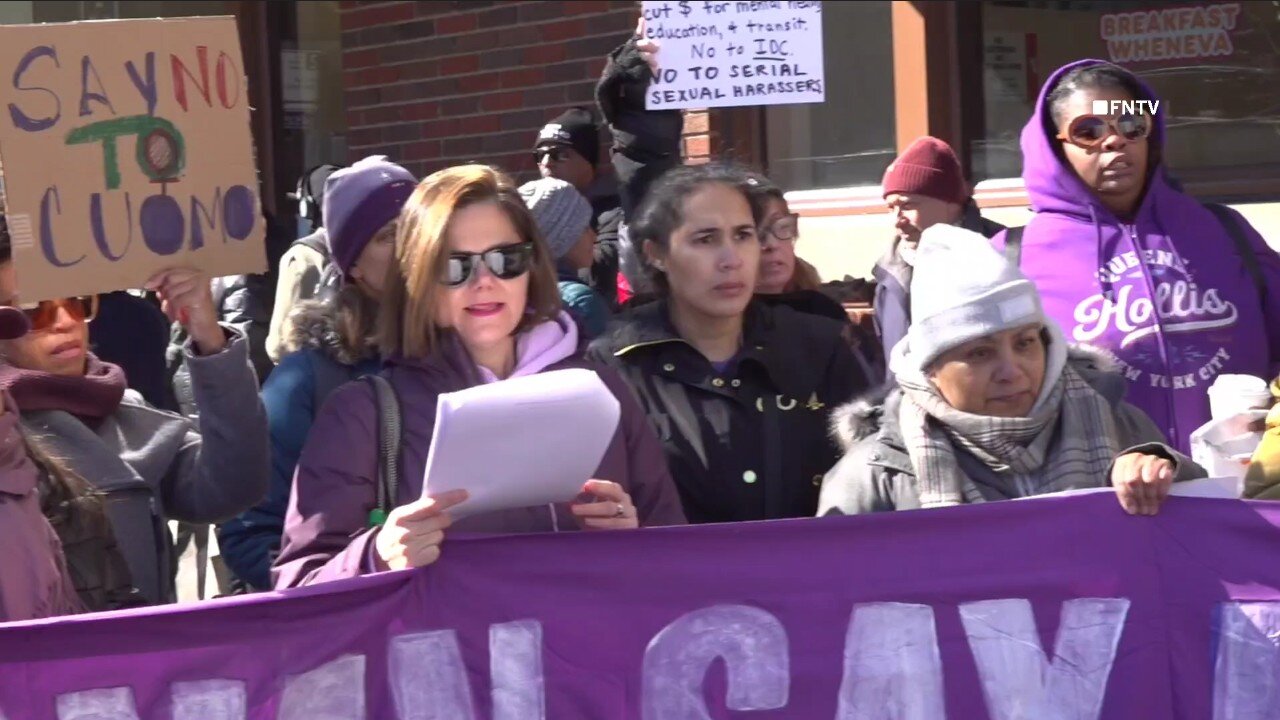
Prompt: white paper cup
<box><xmin>1208</xmin><ymin>374</ymin><xmax>1271</xmax><ymax>421</ymax></box>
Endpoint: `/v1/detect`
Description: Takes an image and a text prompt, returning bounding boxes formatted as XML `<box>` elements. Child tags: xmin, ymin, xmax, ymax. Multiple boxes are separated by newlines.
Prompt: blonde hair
<box><xmin>377</xmin><ymin>165</ymin><xmax>561</xmax><ymax>359</ymax></box>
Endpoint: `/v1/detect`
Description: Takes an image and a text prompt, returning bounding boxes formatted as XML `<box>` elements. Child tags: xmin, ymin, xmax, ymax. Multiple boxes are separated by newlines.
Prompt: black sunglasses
<box><xmin>443</xmin><ymin>242</ymin><xmax>535</xmax><ymax>287</ymax></box>
<box><xmin>535</xmin><ymin>147</ymin><xmax>569</xmax><ymax>163</ymax></box>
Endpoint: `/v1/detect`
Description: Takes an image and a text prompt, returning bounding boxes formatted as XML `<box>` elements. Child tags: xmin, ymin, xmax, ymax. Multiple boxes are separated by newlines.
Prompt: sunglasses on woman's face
<box><xmin>442</xmin><ymin>242</ymin><xmax>535</xmax><ymax>288</ymax></box>
<box><xmin>18</xmin><ymin>295</ymin><xmax>99</xmax><ymax>331</ymax></box>
<box><xmin>1057</xmin><ymin>112</ymin><xmax>1150</xmax><ymax>148</ymax></box>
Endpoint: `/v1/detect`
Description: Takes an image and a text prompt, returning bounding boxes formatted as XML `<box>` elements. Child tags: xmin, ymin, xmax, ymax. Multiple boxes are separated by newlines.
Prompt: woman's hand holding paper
<box><xmin>374</xmin><ymin>489</ymin><xmax>469</xmax><ymax>571</ymax></box>
<box><xmin>570</xmin><ymin>480</ymin><xmax>639</xmax><ymax>531</ymax></box>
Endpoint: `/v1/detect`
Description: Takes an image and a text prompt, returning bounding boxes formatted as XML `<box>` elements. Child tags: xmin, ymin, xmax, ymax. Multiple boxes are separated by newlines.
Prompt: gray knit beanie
<box><xmin>900</xmin><ymin>223</ymin><xmax>1045</xmax><ymax>371</ymax></box>
<box><xmin>518</xmin><ymin>178</ymin><xmax>592</xmax><ymax>261</ymax></box>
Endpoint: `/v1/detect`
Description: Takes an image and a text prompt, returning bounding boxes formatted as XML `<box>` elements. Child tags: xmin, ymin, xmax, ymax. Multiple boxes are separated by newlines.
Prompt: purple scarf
<box><xmin>0</xmin><ymin>354</ymin><xmax>127</xmax><ymax>420</ymax></box>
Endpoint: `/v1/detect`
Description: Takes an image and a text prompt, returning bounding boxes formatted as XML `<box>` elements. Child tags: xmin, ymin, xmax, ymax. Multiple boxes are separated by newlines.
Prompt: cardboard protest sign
<box><xmin>642</xmin><ymin>0</ymin><xmax>824</xmax><ymax>111</ymax></box>
<box><xmin>0</xmin><ymin>17</ymin><xmax>264</xmax><ymax>303</ymax></box>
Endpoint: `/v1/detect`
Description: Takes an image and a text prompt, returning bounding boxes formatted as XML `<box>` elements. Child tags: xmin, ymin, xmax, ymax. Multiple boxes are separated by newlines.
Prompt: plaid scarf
<box><xmin>895</xmin><ymin>343</ymin><xmax>1119</xmax><ymax>508</ymax></box>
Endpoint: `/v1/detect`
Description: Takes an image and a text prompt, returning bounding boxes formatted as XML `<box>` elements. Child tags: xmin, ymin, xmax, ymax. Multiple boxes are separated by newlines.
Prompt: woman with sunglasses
<box><xmin>0</xmin><ymin>223</ymin><xmax>269</xmax><ymax>605</ymax></box>
<box><xmin>995</xmin><ymin>59</ymin><xmax>1280</xmax><ymax>452</ymax></box>
<box><xmin>274</xmin><ymin>165</ymin><xmax>684</xmax><ymax>588</ymax></box>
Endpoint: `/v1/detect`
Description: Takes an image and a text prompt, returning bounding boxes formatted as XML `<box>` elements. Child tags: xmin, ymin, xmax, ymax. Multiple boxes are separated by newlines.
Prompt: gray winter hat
<box><xmin>518</xmin><ymin>178</ymin><xmax>592</xmax><ymax>261</ymax></box>
<box><xmin>900</xmin><ymin>223</ymin><xmax>1045</xmax><ymax>371</ymax></box>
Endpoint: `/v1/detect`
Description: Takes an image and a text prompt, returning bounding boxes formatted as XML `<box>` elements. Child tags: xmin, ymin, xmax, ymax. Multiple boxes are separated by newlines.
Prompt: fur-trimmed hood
<box><xmin>829</xmin><ymin>344</ymin><xmax>1124</xmax><ymax>451</ymax></box>
<box><xmin>284</xmin><ymin>298</ymin><xmax>369</xmax><ymax>367</ymax></box>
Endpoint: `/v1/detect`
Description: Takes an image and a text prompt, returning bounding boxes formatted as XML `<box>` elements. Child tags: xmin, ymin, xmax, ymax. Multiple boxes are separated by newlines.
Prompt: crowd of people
<box><xmin>0</xmin><ymin>21</ymin><xmax>1277</xmax><ymax>623</ymax></box>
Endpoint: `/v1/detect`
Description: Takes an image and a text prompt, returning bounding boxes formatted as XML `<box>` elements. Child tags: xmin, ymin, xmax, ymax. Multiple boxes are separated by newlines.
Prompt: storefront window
<box><xmin>33</xmin><ymin>1</ymin><xmax>229</xmax><ymax>23</ymax></box>
<box><xmin>975</xmin><ymin>0</ymin><xmax>1280</xmax><ymax>182</ymax></box>
<box><xmin>290</xmin><ymin>1</ymin><xmax>347</xmax><ymax>169</ymax></box>
<box><xmin>765</xmin><ymin>1</ymin><xmax>895</xmax><ymax>190</ymax></box>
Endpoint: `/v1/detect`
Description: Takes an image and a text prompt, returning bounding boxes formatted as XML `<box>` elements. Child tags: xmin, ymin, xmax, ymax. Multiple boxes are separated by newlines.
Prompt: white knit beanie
<box><xmin>899</xmin><ymin>224</ymin><xmax>1045</xmax><ymax>372</ymax></box>
<box><xmin>518</xmin><ymin>178</ymin><xmax>592</xmax><ymax>261</ymax></box>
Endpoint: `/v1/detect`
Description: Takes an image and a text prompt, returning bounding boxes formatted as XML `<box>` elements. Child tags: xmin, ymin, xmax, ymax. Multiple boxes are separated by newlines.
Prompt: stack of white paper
<box><xmin>422</xmin><ymin>369</ymin><xmax>622</xmax><ymax>519</ymax></box>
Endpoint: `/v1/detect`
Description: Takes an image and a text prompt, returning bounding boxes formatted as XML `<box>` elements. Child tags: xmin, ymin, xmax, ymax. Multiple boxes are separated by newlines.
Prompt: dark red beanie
<box><xmin>881</xmin><ymin>136</ymin><xmax>967</xmax><ymax>205</ymax></box>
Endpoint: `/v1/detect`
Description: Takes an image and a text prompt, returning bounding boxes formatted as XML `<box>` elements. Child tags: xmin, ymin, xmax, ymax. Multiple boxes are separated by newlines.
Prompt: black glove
<box><xmin>595</xmin><ymin>36</ymin><xmax>683</xmax><ymax>161</ymax></box>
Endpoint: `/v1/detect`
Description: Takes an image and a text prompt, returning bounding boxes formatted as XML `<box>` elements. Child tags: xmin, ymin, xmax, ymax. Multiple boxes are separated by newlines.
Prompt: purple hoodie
<box><xmin>994</xmin><ymin>58</ymin><xmax>1280</xmax><ymax>453</ymax></box>
<box><xmin>273</xmin><ymin>313</ymin><xmax>687</xmax><ymax>589</ymax></box>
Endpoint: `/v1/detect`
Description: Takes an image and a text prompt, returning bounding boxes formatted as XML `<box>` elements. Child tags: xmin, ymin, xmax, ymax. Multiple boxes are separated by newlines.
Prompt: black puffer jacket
<box><xmin>588</xmin><ymin>300</ymin><xmax>867</xmax><ymax>523</ymax></box>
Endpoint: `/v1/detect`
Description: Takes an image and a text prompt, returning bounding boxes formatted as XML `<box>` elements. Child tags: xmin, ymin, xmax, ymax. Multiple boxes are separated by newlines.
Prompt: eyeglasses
<box><xmin>535</xmin><ymin>147</ymin><xmax>569</xmax><ymax>164</ymax></box>
<box><xmin>1057</xmin><ymin>113</ymin><xmax>1150</xmax><ymax>148</ymax></box>
<box><xmin>19</xmin><ymin>295</ymin><xmax>99</xmax><ymax>330</ymax></box>
<box><xmin>442</xmin><ymin>242</ymin><xmax>535</xmax><ymax>287</ymax></box>
<box><xmin>761</xmin><ymin>213</ymin><xmax>800</xmax><ymax>243</ymax></box>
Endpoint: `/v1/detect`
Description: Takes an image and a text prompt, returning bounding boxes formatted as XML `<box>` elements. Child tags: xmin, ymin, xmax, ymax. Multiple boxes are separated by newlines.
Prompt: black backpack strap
<box><xmin>1206</xmin><ymin>203</ymin><xmax>1268</xmax><ymax>302</ymax></box>
<box><xmin>364</xmin><ymin>375</ymin><xmax>402</xmax><ymax>527</ymax></box>
<box><xmin>1003</xmin><ymin>225</ymin><xmax>1025</xmax><ymax>267</ymax></box>
<box><xmin>291</xmin><ymin>228</ymin><xmax>331</xmax><ymax>259</ymax></box>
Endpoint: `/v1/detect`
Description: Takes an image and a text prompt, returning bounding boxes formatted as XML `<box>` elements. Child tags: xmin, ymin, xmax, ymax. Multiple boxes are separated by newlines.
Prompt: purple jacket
<box><xmin>994</xmin><ymin>59</ymin><xmax>1280</xmax><ymax>453</ymax></box>
<box><xmin>0</xmin><ymin>401</ymin><xmax>82</xmax><ymax>622</ymax></box>
<box><xmin>273</xmin><ymin>315</ymin><xmax>687</xmax><ymax>589</ymax></box>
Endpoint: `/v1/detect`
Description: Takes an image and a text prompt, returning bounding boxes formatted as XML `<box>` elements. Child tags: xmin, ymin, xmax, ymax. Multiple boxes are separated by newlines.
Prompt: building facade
<box><xmin>10</xmin><ymin>1</ymin><xmax>1278</xmax><ymax>279</ymax></box>
<box><xmin>339</xmin><ymin>1</ymin><xmax>1280</xmax><ymax>278</ymax></box>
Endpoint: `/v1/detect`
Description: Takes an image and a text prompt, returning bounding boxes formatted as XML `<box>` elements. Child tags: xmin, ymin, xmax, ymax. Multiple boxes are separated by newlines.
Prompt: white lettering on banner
<box><xmin>20</xmin><ymin>597</ymin><xmax>1280</xmax><ymax>717</ymax></box>
<box><xmin>835</xmin><ymin>603</ymin><xmax>946</xmax><ymax>720</ymax></box>
<box><xmin>171</xmin><ymin>680</ymin><xmax>247</xmax><ymax>720</ymax></box>
<box><xmin>390</xmin><ymin>630</ymin><xmax>478</xmax><ymax>719</ymax></box>
<box><xmin>56</xmin><ymin>687</ymin><xmax>139</xmax><ymax>719</ymax></box>
<box><xmin>960</xmin><ymin>598</ymin><xmax>1131</xmax><ymax>720</ymax></box>
<box><xmin>641</xmin><ymin>0</ymin><xmax>824</xmax><ymax>110</ymax></box>
<box><xmin>490</xmin><ymin>620</ymin><xmax>548</xmax><ymax>720</ymax></box>
<box><xmin>642</xmin><ymin>604</ymin><xmax>790</xmax><ymax>718</ymax></box>
<box><xmin>1212</xmin><ymin>602</ymin><xmax>1280</xmax><ymax>719</ymax></box>
<box><xmin>389</xmin><ymin>622</ymin><xmax>548</xmax><ymax>720</ymax></box>
<box><xmin>279</xmin><ymin>654</ymin><xmax>366</xmax><ymax>720</ymax></box>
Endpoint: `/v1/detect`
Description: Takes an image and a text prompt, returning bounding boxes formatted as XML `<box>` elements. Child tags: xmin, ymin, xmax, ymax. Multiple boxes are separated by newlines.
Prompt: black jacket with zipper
<box><xmin>587</xmin><ymin>299</ymin><xmax>867</xmax><ymax>523</ymax></box>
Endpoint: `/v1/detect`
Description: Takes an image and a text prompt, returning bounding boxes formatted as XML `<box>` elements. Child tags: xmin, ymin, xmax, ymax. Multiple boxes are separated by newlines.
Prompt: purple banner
<box><xmin>4</xmin><ymin>493</ymin><xmax>1280</xmax><ymax>718</ymax></box>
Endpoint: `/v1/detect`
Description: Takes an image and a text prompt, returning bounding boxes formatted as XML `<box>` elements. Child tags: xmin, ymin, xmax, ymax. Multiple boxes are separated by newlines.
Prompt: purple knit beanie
<box><xmin>322</xmin><ymin>155</ymin><xmax>417</xmax><ymax>278</ymax></box>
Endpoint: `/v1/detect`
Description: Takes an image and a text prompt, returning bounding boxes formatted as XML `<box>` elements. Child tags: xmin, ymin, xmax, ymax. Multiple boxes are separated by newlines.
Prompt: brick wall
<box><xmin>340</xmin><ymin>0</ymin><xmax>643</xmax><ymax>181</ymax></box>
<box><xmin>682</xmin><ymin>109</ymin><xmax>711</xmax><ymax>164</ymax></box>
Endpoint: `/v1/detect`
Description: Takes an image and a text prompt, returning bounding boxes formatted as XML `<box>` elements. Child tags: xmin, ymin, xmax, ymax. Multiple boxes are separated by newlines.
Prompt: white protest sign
<box><xmin>642</xmin><ymin>1</ymin><xmax>824</xmax><ymax>111</ymax></box>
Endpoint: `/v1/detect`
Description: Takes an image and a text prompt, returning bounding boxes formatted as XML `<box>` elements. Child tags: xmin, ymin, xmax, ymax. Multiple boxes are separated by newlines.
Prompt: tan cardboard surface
<box><xmin>0</xmin><ymin>16</ymin><xmax>264</xmax><ymax>303</ymax></box>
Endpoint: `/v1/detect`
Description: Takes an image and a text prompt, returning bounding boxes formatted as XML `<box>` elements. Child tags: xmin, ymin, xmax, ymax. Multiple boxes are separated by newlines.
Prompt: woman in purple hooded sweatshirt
<box><xmin>274</xmin><ymin>165</ymin><xmax>686</xmax><ymax>588</ymax></box>
<box><xmin>995</xmin><ymin>59</ymin><xmax>1280</xmax><ymax>453</ymax></box>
